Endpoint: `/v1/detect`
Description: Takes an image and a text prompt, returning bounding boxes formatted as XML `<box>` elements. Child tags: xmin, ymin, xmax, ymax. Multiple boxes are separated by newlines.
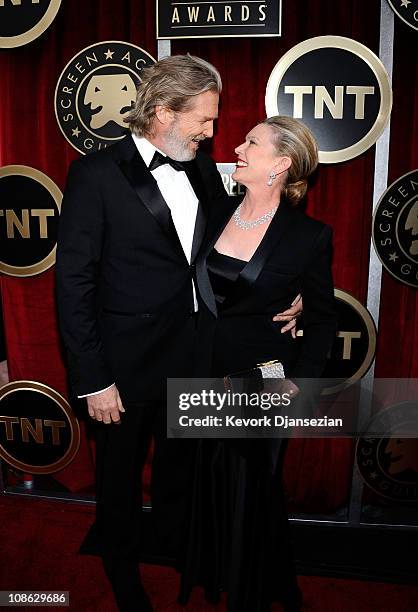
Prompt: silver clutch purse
<box><xmin>223</xmin><ymin>359</ymin><xmax>285</xmax><ymax>392</ymax></box>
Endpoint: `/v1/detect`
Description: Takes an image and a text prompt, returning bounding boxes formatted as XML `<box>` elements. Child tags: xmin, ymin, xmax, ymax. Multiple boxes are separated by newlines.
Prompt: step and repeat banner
<box><xmin>0</xmin><ymin>0</ymin><xmax>417</xmax><ymax>519</ymax></box>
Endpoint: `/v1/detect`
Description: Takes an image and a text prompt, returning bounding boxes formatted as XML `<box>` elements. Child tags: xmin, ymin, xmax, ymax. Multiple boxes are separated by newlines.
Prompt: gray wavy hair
<box><xmin>124</xmin><ymin>54</ymin><xmax>222</xmax><ymax>136</ymax></box>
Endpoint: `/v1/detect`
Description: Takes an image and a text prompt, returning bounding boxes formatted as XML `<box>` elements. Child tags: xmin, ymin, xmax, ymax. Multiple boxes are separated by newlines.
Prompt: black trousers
<box><xmin>91</xmin><ymin>310</ymin><xmax>214</xmax><ymax>608</ymax></box>
<box><xmin>94</xmin><ymin>399</ymin><xmax>196</xmax><ymax>608</ymax></box>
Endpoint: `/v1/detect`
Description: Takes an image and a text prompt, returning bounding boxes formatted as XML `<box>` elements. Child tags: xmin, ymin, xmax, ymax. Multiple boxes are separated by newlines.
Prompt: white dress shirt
<box><xmin>133</xmin><ymin>135</ymin><xmax>199</xmax><ymax>268</ymax></box>
<box><xmin>80</xmin><ymin>135</ymin><xmax>200</xmax><ymax>398</ymax></box>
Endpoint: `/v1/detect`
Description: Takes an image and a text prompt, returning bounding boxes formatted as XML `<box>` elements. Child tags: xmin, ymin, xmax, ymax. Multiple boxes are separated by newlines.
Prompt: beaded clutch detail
<box><xmin>223</xmin><ymin>359</ymin><xmax>285</xmax><ymax>392</ymax></box>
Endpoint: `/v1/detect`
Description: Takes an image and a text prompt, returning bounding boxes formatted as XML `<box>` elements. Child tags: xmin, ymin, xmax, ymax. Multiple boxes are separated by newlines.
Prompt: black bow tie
<box><xmin>149</xmin><ymin>150</ymin><xmax>186</xmax><ymax>172</ymax></box>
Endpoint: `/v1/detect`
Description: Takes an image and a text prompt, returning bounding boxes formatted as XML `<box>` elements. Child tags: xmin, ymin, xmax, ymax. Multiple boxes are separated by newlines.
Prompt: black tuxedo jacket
<box><xmin>199</xmin><ymin>197</ymin><xmax>337</xmax><ymax>380</ymax></box>
<box><xmin>55</xmin><ymin>135</ymin><xmax>226</xmax><ymax>402</ymax></box>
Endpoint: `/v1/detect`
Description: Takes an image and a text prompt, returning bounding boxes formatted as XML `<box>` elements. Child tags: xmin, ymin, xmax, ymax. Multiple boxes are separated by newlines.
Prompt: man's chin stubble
<box><xmin>163</xmin><ymin>129</ymin><xmax>197</xmax><ymax>161</ymax></box>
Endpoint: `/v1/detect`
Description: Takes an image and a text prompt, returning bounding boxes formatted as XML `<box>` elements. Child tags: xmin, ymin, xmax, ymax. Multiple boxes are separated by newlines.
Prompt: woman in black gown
<box><xmin>179</xmin><ymin>116</ymin><xmax>336</xmax><ymax>611</ymax></box>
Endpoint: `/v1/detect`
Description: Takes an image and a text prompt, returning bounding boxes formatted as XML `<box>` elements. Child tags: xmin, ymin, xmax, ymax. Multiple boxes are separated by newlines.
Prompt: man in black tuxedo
<box><xmin>56</xmin><ymin>55</ymin><xmax>226</xmax><ymax>611</ymax></box>
<box><xmin>56</xmin><ymin>54</ymin><xmax>300</xmax><ymax>611</ymax></box>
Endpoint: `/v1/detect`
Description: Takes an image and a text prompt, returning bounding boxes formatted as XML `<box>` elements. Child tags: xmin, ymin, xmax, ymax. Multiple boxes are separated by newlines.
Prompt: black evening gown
<box><xmin>179</xmin><ymin>249</ymin><xmax>302</xmax><ymax>612</ymax></box>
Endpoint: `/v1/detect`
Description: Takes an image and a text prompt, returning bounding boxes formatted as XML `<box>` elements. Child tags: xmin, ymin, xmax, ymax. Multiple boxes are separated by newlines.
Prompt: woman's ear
<box><xmin>274</xmin><ymin>155</ymin><xmax>292</xmax><ymax>174</ymax></box>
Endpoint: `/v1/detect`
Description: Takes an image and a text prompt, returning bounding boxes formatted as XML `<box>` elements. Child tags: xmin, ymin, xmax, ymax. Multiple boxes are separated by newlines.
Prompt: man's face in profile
<box><xmin>163</xmin><ymin>89</ymin><xmax>219</xmax><ymax>161</ymax></box>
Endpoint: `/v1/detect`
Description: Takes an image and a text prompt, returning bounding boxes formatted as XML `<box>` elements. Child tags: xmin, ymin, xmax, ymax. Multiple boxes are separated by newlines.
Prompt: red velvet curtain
<box><xmin>374</xmin><ymin>19</ymin><xmax>418</xmax><ymax>379</ymax></box>
<box><xmin>0</xmin><ymin>0</ymin><xmax>416</xmax><ymax>513</ymax></box>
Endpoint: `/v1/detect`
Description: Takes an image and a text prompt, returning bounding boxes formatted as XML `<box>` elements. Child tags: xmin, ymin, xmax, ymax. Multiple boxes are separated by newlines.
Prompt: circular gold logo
<box><xmin>54</xmin><ymin>40</ymin><xmax>156</xmax><ymax>155</ymax></box>
<box><xmin>387</xmin><ymin>0</ymin><xmax>418</xmax><ymax>32</ymax></box>
<box><xmin>0</xmin><ymin>165</ymin><xmax>62</xmax><ymax>277</ymax></box>
<box><xmin>372</xmin><ymin>169</ymin><xmax>418</xmax><ymax>289</ymax></box>
<box><xmin>265</xmin><ymin>36</ymin><xmax>392</xmax><ymax>164</ymax></box>
<box><xmin>321</xmin><ymin>289</ymin><xmax>377</xmax><ymax>395</ymax></box>
<box><xmin>356</xmin><ymin>401</ymin><xmax>418</xmax><ymax>503</ymax></box>
<box><xmin>0</xmin><ymin>0</ymin><xmax>62</xmax><ymax>49</ymax></box>
<box><xmin>0</xmin><ymin>381</ymin><xmax>80</xmax><ymax>475</ymax></box>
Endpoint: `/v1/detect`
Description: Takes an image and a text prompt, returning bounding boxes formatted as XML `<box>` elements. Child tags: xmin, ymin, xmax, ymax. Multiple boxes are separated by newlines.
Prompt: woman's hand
<box><xmin>272</xmin><ymin>294</ymin><xmax>303</xmax><ymax>338</ymax></box>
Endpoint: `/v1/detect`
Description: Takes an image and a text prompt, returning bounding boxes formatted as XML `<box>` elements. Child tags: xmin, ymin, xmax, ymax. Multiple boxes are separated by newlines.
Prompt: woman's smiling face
<box><xmin>232</xmin><ymin>123</ymin><xmax>284</xmax><ymax>187</ymax></box>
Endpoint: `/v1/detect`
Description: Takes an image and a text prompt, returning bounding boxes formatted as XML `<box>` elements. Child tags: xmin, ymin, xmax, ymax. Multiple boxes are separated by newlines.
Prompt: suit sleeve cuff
<box><xmin>78</xmin><ymin>383</ymin><xmax>115</xmax><ymax>398</ymax></box>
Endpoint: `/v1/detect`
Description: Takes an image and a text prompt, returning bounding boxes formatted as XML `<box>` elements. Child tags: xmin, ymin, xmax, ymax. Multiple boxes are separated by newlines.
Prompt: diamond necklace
<box><xmin>232</xmin><ymin>201</ymin><xmax>278</xmax><ymax>231</ymax></box>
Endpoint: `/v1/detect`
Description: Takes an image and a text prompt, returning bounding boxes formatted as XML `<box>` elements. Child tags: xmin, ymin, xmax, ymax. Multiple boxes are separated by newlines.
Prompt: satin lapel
<box><xmin>201</xmin><ymin>196</ymin><xmax>239</xmax><ymax>261</ymax></box>
<box><xmin>185</xmin><ymin>161</ymin><xmax>208</xmax><ymax>263</ymax></box>
<box><xmin>113</xmin><ymin>136</ymin><xmax>185</xmax><ymax>258</ymax></box>
<box><xmin>225</xmin><ymin>200</ymin><xmax>293</xmax><ymax>304</ymax></box>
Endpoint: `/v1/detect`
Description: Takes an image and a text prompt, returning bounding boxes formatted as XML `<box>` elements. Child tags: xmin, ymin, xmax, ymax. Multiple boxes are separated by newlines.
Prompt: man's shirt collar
<box><xmin>131</xmin><ymin>134</ymin><xmax>165</xmax><ymax>167</ymax></box>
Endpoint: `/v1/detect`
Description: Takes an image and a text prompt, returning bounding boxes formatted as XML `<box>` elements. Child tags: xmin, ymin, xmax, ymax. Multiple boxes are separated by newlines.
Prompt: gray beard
<box><xmin>163</xmin><ymin>122</ymin><xmax>200</xmax><ymax>161</ymax></box>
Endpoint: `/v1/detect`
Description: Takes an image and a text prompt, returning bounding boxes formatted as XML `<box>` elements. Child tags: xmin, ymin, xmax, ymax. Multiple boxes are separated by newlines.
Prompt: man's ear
<box><xmin>274</xmin><ymin>155</ymin><xmax>292</xmax><ymax>174</ymax></box>
<box><xmin>155</xmin><ymin>104</ymin><xmax>175</xmax><ymax>126</ymax></box>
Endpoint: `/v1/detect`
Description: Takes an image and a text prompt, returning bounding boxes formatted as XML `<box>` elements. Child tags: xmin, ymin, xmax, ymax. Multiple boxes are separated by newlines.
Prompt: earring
<box><xmin>267</xmin><ymin>171</ymin><xmax>277</xmax><ymax>186</ymax></box>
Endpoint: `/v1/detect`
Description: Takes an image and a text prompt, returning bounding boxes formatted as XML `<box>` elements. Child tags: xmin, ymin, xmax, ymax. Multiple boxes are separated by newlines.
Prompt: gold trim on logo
<box><xmin>356</xmin><ymin>400</ymin><xmax>418</xmax><ymax>503</ymax></box>
<box><xmin>54</xmin><ymin>40</ymin><xmax>156</xmax><ymax>155</ymax></box>
<box><xmin>265</xmin><ymin>35</ymin><xmax>393</xmax><ymax>164</ymax></box>
<box><xmin>387</xmin><ymin>0</ymin><xmax>418</xmax><ymax>32</ymax></box>
<box><xmin>372</xmin><ymin>169</ymin><xmax>418</xmax><ymax>289</ymax></box>
<box><xmin>0</xmin><ymin>380</ymin><xmax>80</xmax><ymax>475</ymax></box>
<box><xmin>0</xmin><ymin>165</ymin><xmax>62</xmax><ymax>277</ymax></box>
<box><xmin>322</xmin><ymin>288</ymin><xmax>377</xmax><ymax>395</ymax></box>
<box><xmin>0</xmin><ymin>0</ymin><xmax>62</xmax><ymax>49</ymax></box>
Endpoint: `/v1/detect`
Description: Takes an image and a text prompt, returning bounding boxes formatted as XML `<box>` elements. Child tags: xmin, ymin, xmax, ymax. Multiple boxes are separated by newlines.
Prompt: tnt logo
<box><xmin>0</xmin><ymin>416</ymin><xmax>66</xmax><ymax>445</ymax></box>
<box><xmin>265</xmin><ymin>36</ymin><xmax>392</xmax><ymax>164</ymax></box>
<box><xmin>325</xmin><ymin>288</ymin><xmax>376</xmax><ymax>394</ymax></box>
<box><xmin>0</xmin><ymin>381</ymin><xmax>80</xmax><ymax>474</ymax></box>
<box><xmin>0</xmin><ymin>166</ymin><xmax>61</xmax><ymax>277</ymax></box>
<box><xmin>296</xmin><ymin>289</ymin><xmax>376</xmax><ymax>395</ymax></box>
<box><xmin>284</xmin><ymin>85</ymin><xmax>375</xmax><ymax>120</ymax></box>
<box><xmin>0</xmin><ymin>0</ymin><xmax>62</xmax><ymax>48</ymax></box>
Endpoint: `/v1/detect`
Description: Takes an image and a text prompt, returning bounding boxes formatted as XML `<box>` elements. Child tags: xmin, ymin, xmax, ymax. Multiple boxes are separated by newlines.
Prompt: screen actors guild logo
<box><xmin>387</xmin><ymin>0</ymin><xmax>418</xmax><ymax>31</ymax></box>
<box><xmin>356</xmin><ymin>401</ymin><xmax>418</xmax><ymax>503</ymax></box>
<box><xmin>0</xmin><ymin>381</ymin><xmax>80</xmax><ymax>474</ymax></box>
<box><xmin>373</xmin><ymin>169</ymin><xmax>418</xmax><ymax>289</ymax></box>
<box><xmin>0</xmin><ymin>165</ymin><xmax>62</xmax><ymax>277</ymax></box>
<box><xmin>265</xmin><ymin>36</ymin><xmax>392</xmax><ymax>164</ymax></box>
<box><xmin>84</xmin><ymin>74</ymin><xmax>137</xmax><ymax>130</ymax></box>
<box><xmin>0</xmin><ymin>0</ymin><xmax>62</xmax><ymax>48</ymax></box>
<box><xmin>55</xmin><ymin>41</ymin><xmax>156</xmax><ymax>155</ymax></box>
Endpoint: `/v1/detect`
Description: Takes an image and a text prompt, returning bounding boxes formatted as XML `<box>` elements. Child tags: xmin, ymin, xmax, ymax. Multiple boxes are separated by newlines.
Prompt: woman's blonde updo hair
<box><xmin>261</xmin><ymin>116</ymin><xmax>318</xmax><ymax>206</ymax></box>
